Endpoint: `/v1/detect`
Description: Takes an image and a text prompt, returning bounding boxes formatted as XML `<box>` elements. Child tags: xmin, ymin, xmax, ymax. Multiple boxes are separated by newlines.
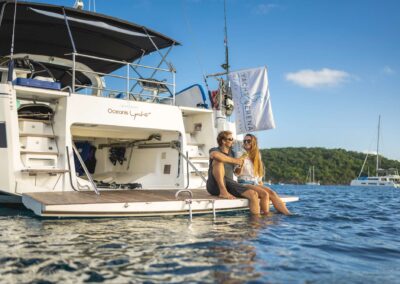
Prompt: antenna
<box><xmin>88</xmin><ymin>0</ymin><xmax>96</xmax><ymax>12</ymax></box>
<box><xmin>221</xmin><ymin>0</ymin><xmax>230</xmax><ymax>80</ymax></box>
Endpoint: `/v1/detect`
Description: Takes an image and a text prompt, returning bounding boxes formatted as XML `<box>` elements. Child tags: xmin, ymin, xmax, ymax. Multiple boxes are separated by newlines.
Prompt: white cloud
<box><xmin>254</xmin><ymin>4</ymin><xmax>278</xmax><ymax>14</ymax></box>
<box><xmin>285</xmin><ymin>68</ymin><xmax>350</xmax><ymax>88</ymax></box>
<box><xmin>382</xmin><ymin>66</ymin><xmax>395</xmax><ymax>75</ymax></box>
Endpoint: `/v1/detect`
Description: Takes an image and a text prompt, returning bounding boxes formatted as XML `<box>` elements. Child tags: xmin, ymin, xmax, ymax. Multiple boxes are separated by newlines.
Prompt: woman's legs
<box><xmin>262</xmin><ymin>186</ymin><xmax>291</xmax><ymax>215</ymax></box>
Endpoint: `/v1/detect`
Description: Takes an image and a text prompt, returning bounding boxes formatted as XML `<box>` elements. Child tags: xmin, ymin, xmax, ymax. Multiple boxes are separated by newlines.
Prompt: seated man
<box><xmin>206</xmin><ymin>131</ymin><xmax>269</xmax><ymax>215</ymax></box>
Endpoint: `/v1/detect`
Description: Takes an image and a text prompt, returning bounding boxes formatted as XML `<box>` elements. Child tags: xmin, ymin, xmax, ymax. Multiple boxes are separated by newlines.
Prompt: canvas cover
<box><xmin>0</xmin><ymin>1</ymin><xmax>179</xmax><ymax>75</ymax></box>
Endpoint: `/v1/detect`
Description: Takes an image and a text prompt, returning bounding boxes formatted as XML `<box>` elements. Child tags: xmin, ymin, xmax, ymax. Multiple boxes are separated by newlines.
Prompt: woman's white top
<box><xmin>237</xmin><ymin>157</ymin><xmax>262</xmax><ymax>184</ymax></box>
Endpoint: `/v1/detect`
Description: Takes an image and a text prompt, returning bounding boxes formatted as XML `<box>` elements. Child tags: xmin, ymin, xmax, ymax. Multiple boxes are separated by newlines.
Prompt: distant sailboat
<box><xmin>306</xmin><ymin>166</ymin><xmax>320</xmax><ymax>186</ymax></box>
<box><xmin>350</xmin><ymin>116</ymin><xmax>400</xmax><ymax>188</ymax></box>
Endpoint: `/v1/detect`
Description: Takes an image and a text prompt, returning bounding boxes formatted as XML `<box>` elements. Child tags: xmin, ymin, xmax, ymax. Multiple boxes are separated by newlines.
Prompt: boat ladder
<box><xmin>175</xmin><ymin>189</ymin><xmax>216</xmax><ymax>222</ymax></box>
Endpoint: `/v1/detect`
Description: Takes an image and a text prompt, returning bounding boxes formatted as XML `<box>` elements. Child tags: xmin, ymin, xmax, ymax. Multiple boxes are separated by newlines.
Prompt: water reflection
<box><xmin>4</xmin><ymin>186</ymin><xmax>399</xmax><ymax>283</ymax></box>
<box><xmin>0</xmin><ymin>208</ymin><xmax>276</xmax><ymax>283</ymax></box>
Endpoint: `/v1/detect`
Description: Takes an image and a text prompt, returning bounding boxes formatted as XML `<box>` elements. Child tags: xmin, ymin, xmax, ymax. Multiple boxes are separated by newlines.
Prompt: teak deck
<box><xmin>24</xmin><ymin>189</ymin><xmax>220</xmax><ymax>206</ymax></box>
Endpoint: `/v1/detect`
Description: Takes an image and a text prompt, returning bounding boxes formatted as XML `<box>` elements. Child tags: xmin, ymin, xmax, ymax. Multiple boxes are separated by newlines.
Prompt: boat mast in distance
<box><xmin>350</xmin><ymin>115</ymin><xmax>400</xmax><ymax>188</ymax></box>
<box><xmin>306</xmin><ymin>166</ymin><xmax>320</xmax><ymax>186</ymax></box>
<box><xmin>376</xmin><ymin>115</ymin><xmax>380</xmax><ymax>176</ymax></box>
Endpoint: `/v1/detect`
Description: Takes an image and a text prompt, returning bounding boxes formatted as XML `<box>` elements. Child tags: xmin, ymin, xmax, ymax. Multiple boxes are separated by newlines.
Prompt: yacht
<box><xmin>351</xmin><ymin>169</ymin><xmax>400</xmax><ymax>188</ymax></box>
<box><xmin>350</xmin><ymin>116</ymin><xmax>400</xmax><ymax>188</ymax></box>
<box><xmin>305</xmin><ymin>166</ymin><xmax>320</xmax><ymax>186</ymax></box>
<box><xmin>0</xmin><ymin>1</ymin><xmax>298</xmax><ymax>217</ymax></box>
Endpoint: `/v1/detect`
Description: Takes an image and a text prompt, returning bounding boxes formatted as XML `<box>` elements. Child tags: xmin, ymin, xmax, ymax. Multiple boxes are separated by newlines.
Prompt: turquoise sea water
<box><xmin>1</xmin><ymin>185</ymin><xmax>400</xmax><ymax>283</ymax></box>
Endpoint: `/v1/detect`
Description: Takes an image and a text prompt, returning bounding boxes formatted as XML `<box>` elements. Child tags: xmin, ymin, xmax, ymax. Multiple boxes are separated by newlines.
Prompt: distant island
<box><xmin>261</xmin><ymin>147</ymin><xmax>400</xmax><ymax>185</ymax></box>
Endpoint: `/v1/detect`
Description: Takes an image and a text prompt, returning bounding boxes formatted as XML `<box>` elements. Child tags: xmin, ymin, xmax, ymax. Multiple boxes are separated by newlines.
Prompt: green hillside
<box><xmin>261</xmin><ymin>147</ymin><xmax>400</xmax><ymax>185</ymax></box>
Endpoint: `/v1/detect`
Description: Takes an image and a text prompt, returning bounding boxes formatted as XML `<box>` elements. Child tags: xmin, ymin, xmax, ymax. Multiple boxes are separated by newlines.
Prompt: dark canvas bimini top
<box><xmin>0</xmin><ymin>0</ymin><xmax>180</xmax><ymax>74</ymax></box>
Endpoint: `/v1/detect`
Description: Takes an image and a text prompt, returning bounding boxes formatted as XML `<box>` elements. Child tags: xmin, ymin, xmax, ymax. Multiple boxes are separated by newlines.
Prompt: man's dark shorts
<box><xmin>206</xmin><ymin>174</ymin><xmax>249</xmax><ymax>197</ymax></box>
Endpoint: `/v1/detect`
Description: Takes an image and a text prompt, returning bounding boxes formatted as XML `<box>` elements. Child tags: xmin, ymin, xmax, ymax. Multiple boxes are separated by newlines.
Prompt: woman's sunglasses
<box><xmin>224</xmin><ymin>137</ymin><xmax>234</xmax><ymax>142</ymax></box>
<box><xmin>243</xmin><ymin>139</ymin><xmax>252</xmax><ymax>144</ymax></box>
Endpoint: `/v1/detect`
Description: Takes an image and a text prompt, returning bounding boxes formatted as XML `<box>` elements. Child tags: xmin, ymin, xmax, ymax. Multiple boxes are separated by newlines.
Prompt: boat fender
<box><xmin>225</xmin><ymin>97</ymin><xmax>234</xmax><ymax>116</ymax></box>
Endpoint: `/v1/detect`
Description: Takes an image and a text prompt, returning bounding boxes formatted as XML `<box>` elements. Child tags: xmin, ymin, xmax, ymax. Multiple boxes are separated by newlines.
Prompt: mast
<box><xmin>312</xmin><ymin>166</ymin><xmax>315</xmax><ymax>183</ymax></box>
<box><xmin>205</xmin><ymin>0</ymin><xmax>233</xmax><ymax>121</ymax></box>
<box><xmin>376</xmin><ymin>115</ymin><xmax>381</xmax><ymax>176</ymax></box>
<box><xmin>7</xmin><ymin>0</ymin><xmax>18</xmax><ymax>82</ymax></box>
<box><xmin>222</xmin><ymin>0</ymin><xmax>230</xmax><ymax>80</ymax></box>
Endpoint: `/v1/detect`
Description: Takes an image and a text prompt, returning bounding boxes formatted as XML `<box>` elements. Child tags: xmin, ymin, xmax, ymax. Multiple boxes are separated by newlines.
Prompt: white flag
<box><xmin>228</xmin><ymin>66</ymin><xmax>276</xmax><ymax>134</ymax></box>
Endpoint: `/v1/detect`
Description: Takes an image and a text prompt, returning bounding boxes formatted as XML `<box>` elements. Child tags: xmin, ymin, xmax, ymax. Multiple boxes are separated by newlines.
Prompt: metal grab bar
<box><xmin>186</xmin><ymin>199</ymin><xmax>193</xmax><ymax>222</ymax></box>
<box><xmin>66</xmin><ymin>146</ymin><xmax>79</xmax><ymax>192</ymax></box>
<box><xmin>178</xmin><ymin>197</ymin><xmax>217</xmax><ymax>223</ymax></box>
<box><xmin>175</xmin><ymin>190</ymin><xmax>193</xmax><ymax>222</ymax></box>
<box><xmin>170</xmin><ymin>141</ymin><xmax>208</xmax><ymax>184</ymax></box>
<box><xmin>175</xmin><ymin>189</ymin><xmax>193</xmax><ymax>199</ymax></box>
<box><xmin>211</xmin><ymin>199</ymin><xmax>216</xmax><ymax>221</ymax></box>
<box><xmin>71</xmin><ymin>143</ymin><xmax>100</xmax><ymax>195</ymax></box>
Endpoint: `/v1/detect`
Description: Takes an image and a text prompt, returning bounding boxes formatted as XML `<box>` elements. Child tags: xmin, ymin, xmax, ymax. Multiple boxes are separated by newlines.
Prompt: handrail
<box><xmin>70</xmin><ymin>51</ymin><xmax>175</xmax><ymax>104</ymax></box>
<box><xmin>170</xmin><ymin>141</ymin><xmax>208</xmax><ymax>184</ymax></box>
<box><xmin>71</xmin><ymin>143</ymin><xmax>100</xmax><ymax>195</ymax></box>
<box><xmin>66</xmin><ymin>146</ymin><xmax>79</xmax><ymax>192</ymax></box>
<box><xmin>67</xmin><ymin>52</ymin><xmax>171</xmax><ymax>72</ymax></box>
<box><xmin>175</xmin><ymin>189</ymin><xmax>193</xmax><ymax>199</ymax></box>
<box><xmin>73</xmin><ymin>67</ymin><xmax>174</xmax><ymax>87</ymax></box>
<box><xmin>61</xmin><ymin>85</ymin><xmax>72</xmax><ymax>96</ymax></box>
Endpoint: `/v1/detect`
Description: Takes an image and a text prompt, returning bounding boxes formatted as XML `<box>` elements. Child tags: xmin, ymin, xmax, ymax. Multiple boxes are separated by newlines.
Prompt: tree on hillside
<box><xmin>261</xmin><ymin>147</ymin><xmax>400</xmax><ymax>185</ymax></box>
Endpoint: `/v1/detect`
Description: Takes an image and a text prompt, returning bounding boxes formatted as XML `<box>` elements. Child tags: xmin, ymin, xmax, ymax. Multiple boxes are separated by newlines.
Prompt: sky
<box><xmin>33</xmin><ymin>0</ymin><xmax>400</xmax><ymax>161</ymax></box>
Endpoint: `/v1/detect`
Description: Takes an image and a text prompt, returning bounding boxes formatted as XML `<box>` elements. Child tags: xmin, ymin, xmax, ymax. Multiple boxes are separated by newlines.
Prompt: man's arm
<box><xmin>210</xmin><ymin>150</ymin><xmax>243</xmax><ymax>165</ymax></box>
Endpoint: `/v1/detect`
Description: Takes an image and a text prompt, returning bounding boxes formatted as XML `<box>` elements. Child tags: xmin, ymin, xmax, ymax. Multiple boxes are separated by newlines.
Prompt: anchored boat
<box><xmin>305</xmin><ymin>166</ymin><xmax>320</xmax><ymax>186</ymax></box>
<box><xmin>350</xmin><ymin>116</ymin><xmax>400</xmax><ymax>188</ymax></box>
<box><xmin>0</xmin><ymin>1</ymin><xmax>298</xmax><ymax>217</ymax></box>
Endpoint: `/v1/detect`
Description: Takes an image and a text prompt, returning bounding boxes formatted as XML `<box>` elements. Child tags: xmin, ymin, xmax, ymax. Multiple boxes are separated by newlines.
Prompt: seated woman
<box><xmin>235</xmin><ymin>133</ymin><xmax>291</xmax><ymax>215</ymax></box>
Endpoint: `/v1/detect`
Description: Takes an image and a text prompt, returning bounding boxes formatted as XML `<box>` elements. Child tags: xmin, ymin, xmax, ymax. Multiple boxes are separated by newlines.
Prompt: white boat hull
<box><xmin>305</xmin><ymin>182</ymin><xmax>320</xmax><ymax>186</ymax></box>
<box><xmin>21</xmin><ymin>189</ymin><xmax>299</xmax><ymax>217</ymax></box>
<box><xmin>350</xmin><ymin>178</ymin><xmax>399</xmax><ymax>188</ymax></box>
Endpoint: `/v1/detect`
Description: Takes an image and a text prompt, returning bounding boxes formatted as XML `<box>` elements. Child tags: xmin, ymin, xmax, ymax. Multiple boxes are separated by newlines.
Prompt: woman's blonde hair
<box><xmin>244</xmin><ymin>134</ymin><xmax>264</xmax><ymax>178</ymax></box>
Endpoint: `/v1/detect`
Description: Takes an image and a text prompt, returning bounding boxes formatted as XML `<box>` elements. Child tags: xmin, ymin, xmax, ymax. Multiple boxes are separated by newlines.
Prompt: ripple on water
<box><xmin>1</xmin><ymin>186</ymin><xmax>400</xmax><ymax>283</ymax></box>
<box><xmin>38</xmin><ymin>261</ymin><xmax>78</xmax><ymax>275</ymax></box>
<box><xmin>97</xmin><ymin>243</ymin><xmax>125</xmax><ymax>249</ymax></box>
<box><xmin>84</xmin><ymin>271</ymin><xmax>106</xmax><ymax>283</ymax></box>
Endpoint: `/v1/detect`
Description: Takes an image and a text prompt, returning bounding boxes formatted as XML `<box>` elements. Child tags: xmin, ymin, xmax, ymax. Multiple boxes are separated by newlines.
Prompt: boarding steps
<box><xmin>185</xmin><ymin>132</ymin><xmax>209</xmax><ymax>176</ymax></box>
<box><xmin>18</xmin><ymin>117</ymin><xmax>68</xmax><ymax>176</ymax></box>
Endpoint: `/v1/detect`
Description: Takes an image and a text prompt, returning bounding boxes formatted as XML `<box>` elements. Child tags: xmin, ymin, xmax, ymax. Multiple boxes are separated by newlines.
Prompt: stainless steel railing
<box><xmin>70</xmin><ymin>52</ymin><xmax>176</xmax><ymax>104</ymax></box>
